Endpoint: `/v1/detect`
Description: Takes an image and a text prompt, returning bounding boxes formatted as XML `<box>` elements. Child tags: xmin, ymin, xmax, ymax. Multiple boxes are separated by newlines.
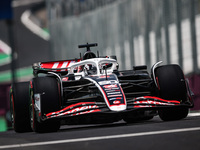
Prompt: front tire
<box><xmin>10</xmin><ymin>82</ymin><xmax>32</xmax><ymax>133</ymax></box>
<box><xmin>155</xmin><ymin>64</ymin><xmax>189</xmax><ymax>121</ymax></box>
<box><xmin>30</xmin><ymin>77</ymin><xmax>61</xmax><ymax>133</ymax></box>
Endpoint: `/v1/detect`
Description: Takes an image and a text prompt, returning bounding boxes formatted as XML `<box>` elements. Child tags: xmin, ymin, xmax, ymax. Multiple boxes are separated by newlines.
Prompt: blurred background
<box><xmin>0</xmin><ymin>0</ymin><xmax>200</xmax><ymax>132</ymax></box>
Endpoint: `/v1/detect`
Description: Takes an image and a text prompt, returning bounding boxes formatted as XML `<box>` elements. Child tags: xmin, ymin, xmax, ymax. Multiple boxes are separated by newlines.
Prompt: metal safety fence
<box><xmin>46</xmin><ymin>0</ymin><xmax>200</xmax><ymax>74</ymax></box>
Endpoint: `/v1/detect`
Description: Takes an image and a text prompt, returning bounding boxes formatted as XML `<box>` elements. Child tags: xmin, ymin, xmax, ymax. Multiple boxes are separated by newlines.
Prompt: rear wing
<box><xmin>32</xmin><ymin>59</ymin><xmax>81</xmax><ymax>76</ymax></box>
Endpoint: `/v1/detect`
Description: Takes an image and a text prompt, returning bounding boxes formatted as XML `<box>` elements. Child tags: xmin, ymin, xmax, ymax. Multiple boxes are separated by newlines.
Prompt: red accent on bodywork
<box><xmin>62</xmin><ymin>77</ymin><xmax>69</xmax><ymax>81</ymax></box>
<box><xmin>30</xmin><ymin>81</ymin><xmax>33</xmax><ymax>88</ymax></box>
<box><xmin>99</xmin><ymin>75</ymin><xmax>110</xmax><ymax>78</ymax></box>
<box><xmin>73</xmin><ymin>109</ymin><xmax>101</xmax><ymax>116</ymax></box>
<box><xmin>40</xmin><ymin>62</ymin><xmax>54</xmax><ymax>69</ymax></box>
<box><xmin>141</xmin><ymin>96</ymin><xmax>180</xmax><ymax>104</ymax></box>
<box><xmin>134</xmin><ymin>105</ymin><xmax>155</xmax><ymax>108</ymax></box>
<box><xmin>46</xmin><ymin>102</ymin><xmax>96</xmax><ymax>117</ymax></box>
<box><xmin>119</xmin><ymin>85</ymin><xmax>126</xmax><ymax>105</ymax></box>
<box><xmin>104</xmin><ymin>84</ymin><xmax>118</xmax><ymax>89</ymax></box>
<box><xmin>57</xmin><ymin>63</ymin><xmax>64</xmax><ymax>69</ymax></box>
<box><xmin>156</xmin><ymin>77</ymin><xmax>160</xmax><ymax>90</ymax></box>
<box><xmin>40</xmin><ymin>59</ymin><xmax>81</xmax><ymax>71</ymax></box>
<box><xmin>134</xmin><ymin>100</ymin><xmax>177</xmax><ymax>106</ymax></box>
<box><xmin>133</xmin><ymin>96</ymin><xmax>180</xmax><ymax>108</ymax></box>
<box><xmin>99</xmin><ymin>86</ymin><xmax>111</xmax><ymax>107</ymax></box>
<box><xmin>113</xmin><ymin>100</ymin><xmax>121</xmax><ymax>104</ymax></box>
<box><xmin>116</xmin><ymin>97</ymin><xmax>122</xmax><ymax>99</ymax></box>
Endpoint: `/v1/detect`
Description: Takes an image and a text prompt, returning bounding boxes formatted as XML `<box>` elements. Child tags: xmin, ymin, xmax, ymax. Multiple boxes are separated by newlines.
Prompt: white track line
<box><xmin>1</xmin><ymin>127</ymin><xmax>200</xmax><ymax>149</ymax></box>
<box><xmin>188</xmin><ymin>112</ymin><xmax>200</xmax><ymax>117</ymax></box>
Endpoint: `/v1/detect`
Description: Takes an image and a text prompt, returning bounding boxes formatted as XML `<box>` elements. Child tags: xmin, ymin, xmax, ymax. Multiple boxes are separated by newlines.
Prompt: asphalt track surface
<box><xmin>0</xmin><ymin>115</ymin><xmax>200</xmax><ymax>150</ymax></box>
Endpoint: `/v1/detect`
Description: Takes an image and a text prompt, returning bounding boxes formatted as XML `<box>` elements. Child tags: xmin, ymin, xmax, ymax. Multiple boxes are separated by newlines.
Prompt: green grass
<box><xmin>0</xmin><ymin>54</ymin><xmax>11</xmax><ymax>64</ymax></box>
<box><xmin>43</xmin><ymin>28</ymin><xmax>49</xmax><ymax>34</ymax></box>
<box><xmin>0</xmin><ymin>117</ymin><xmax>7</xmax><ymax>132</ymax></box>
<box><xmin>0</xmin><ymin>53</ymin><xmax>9</xmax><ymax>59</ymax></box>
<box><xmin>0</xmin><ymin>67</ymin><xmax>33</xmax><ymax>83</ymax></box>
<box><xmin>0</xmin><ymin>53</ymin><xmax>33</xmax><ymax>83</ymax></box>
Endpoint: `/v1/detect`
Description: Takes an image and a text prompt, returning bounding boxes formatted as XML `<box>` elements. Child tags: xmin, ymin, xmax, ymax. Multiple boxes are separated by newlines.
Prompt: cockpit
<box><xmin>67</xmin><ymin>58</ymin><xmax>118</xmax><ymax>79</ymax></box>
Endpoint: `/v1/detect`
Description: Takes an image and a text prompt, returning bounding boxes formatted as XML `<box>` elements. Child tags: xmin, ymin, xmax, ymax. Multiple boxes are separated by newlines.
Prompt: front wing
<box><xmin>41</xmin><ymin>96</ymin><xmax>188</xmax><ymax>121</ymax></box>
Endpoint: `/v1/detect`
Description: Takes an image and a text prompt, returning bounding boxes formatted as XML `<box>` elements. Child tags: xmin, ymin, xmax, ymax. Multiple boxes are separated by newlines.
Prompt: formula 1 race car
<box><xmin>10</xmin><ymin>43</ymin><xmax>194</xmax><ymax>133</ymax></box>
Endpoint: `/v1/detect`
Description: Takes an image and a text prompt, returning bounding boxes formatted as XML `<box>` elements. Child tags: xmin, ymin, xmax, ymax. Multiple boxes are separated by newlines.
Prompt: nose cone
<box><xmin>109</xmin><ymin>105</ymin><xmax>126</xmax><ymax>111</ymax></box>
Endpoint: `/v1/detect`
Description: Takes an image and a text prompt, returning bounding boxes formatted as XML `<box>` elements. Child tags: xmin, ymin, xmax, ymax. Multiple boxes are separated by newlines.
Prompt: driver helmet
<box><xmin>83</xmin><ymin>51</ymin><xmax>96</xmax><ymax>60</ymax></box>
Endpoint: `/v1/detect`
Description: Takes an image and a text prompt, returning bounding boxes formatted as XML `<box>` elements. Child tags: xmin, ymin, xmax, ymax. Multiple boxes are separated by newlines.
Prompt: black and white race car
<box><xmin>10</xmin><ymin>43</ymin><xmax>194</xmax><ymax>133</ymax></box>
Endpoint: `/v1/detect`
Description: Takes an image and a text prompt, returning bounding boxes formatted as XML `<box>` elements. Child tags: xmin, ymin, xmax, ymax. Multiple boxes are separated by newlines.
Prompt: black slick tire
<box><xmin>30</xmin><ymin>77</ymin><xmax>61</xmax><ymax>133</ymax></box>
<box><xmin>155</xmin><ymin>64</ymin><xmax>189</xmax><ymax>121</ymax></box>
<box><xmin>10</xmin><ymin>82</ymin><xmax>32</xmax><ymax>133</ymax></box>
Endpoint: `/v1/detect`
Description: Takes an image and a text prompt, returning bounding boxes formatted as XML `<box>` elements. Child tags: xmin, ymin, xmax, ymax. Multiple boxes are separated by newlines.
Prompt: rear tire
<box><xmin>158</xmin><ymin>107</ymin><xmax>188</xmax><ymax>121</ymax></box>
<box><xmin>30</xmin><ymin>77</ymin><xmax>61</xmax><ymax>133</ymax></box>
<box><xmin>10</xmin><ymin>82</ymin><xmax>32</xmax><ymax>133</ymax></box>
<box><xmin>155</xmin><ymin>64</ymin><xmax>189</xmax><ymax>121</ymax></box>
